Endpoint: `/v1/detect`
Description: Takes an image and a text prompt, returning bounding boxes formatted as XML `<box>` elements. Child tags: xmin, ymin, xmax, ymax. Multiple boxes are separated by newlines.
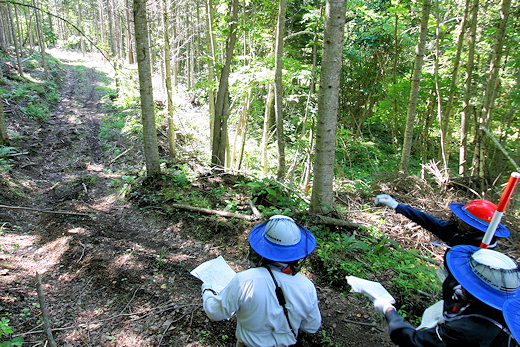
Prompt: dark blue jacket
<box><xmin>395</xmin><ymin>204</ymin><xmax>497</xmax><ymax>247</ymax></box>
<box><xmin>385</xmin><ymin>297</ymin><xmax>516</xmax><ymax>347</ymax></box>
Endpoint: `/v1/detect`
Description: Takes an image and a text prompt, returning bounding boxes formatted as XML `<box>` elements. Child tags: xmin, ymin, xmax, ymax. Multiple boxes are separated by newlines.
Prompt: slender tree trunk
<box><xmin>172</xmin><ymin>9</ymin><xmax>179</xmax><ymax>87</ymax></box>
<box><xmin>162</xmin><ymin>0</ymin><xmax>176</xmax><ymax>159</ymax></box>
<box><xmin>77</xmin><ymin>2</ymin><xmax>85</xmax><ymax>53</ymax></box>
<box><xmin>441</xmin><ymin>0</ymin><xmax>470</xmax><ymax>170</ymax></box>
<box><xmin>125</xmin><ymin>0</ymin><xmax>134</xmax><ymax>65</ymax></box>
<box><xmin>475</xmin><ymin>0</ymin><xmax>511</xmax><ymax>179</ymax></box>
<box><xmin>0</xmin><ymin>59</ymin><xmax>5</xmax><ymax>145</ymax></box>
<box><xmin>231</xmin><ymin>88</ymin><xmax>250</xmax><ymax>171</ymax></box>
<box><xmin>287</xmin><ymin>33</ymin><xmax>318</xmax><ymax>183</ymax></box>
<box><xmin>7</xmin><ymin>4</ymin><xmax>23</xmax><ymax>76</ymax></box>
<box><xmin>310</xmin><ymin>0</ymin><xmax>347</xmax><ymax>214</ymax></box>
<box><xmin>261</xmin><ymin>83</ymin><xmax>275</xmax><ymax>175</ymax></box>
<box><xmin>0</xmin><ymin>68</ymin><xmax>8</xmax><ymax>147</ymax></box>
<box><xmin>460</xmin><ymin>0</ymin><xmax>479</xmax><ymax>175</ymax></box>
<box><xmin>399</xmin><ymin>0</ymin><xmax>431</xmax><ymax>174</ymax></box>
<box><xmin>206</xmin><ymin>0</ymin><xmax>216</xmax><ymax>143</ymax></box>
<box><xmin>433</xmin><ymin>2</ymin><xmax>447</xmax><ymax>170</ymax></box>
<box><xmin>211</xmin><ymin>0</ymin><xmax>239</xmax><ymax>168</ymax></box>
<box><xmin>274</xmin><ymin>0</ymin><xmax>287</xmax><ymax>181</ymax></box>
<box><xmin>133</xmin><ymin>0</ymin><xmax>161</xmax><ymax>176</ymax></box>
<box><xmin>391</xmin><ymin>13</ymin><xmax>399</xmax><ymax>145</ymax></box>
<box><xmin>33</xmin><ymin>0</ymin><xmax>48</xmax><ymax>80</ymax></box>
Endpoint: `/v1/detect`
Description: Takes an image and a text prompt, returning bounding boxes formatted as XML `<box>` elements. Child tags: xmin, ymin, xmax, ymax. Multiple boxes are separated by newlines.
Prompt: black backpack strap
<box><xmin>264</xmin><ymin>265</ymin><xmax>297</xmax><ymax>338</ymax></box>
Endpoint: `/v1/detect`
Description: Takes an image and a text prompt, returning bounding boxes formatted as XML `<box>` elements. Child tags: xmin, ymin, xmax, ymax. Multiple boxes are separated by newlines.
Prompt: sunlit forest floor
<box><xmin>0</xmin><ymin>49</ymin><xmax>518</xmax><ymax>346</ymax></box>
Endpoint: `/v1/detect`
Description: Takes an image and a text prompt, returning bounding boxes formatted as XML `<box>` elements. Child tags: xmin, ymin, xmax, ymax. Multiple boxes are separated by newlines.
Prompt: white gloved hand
<box><xmin>374</xmin><ymin>194</ymin><xmax>398</xmax><ymax>209</ymax></box>
<box><xmin>374</xmin><ymin>298</ymin><xmax>396</xmax><ymax>315</ymax></box>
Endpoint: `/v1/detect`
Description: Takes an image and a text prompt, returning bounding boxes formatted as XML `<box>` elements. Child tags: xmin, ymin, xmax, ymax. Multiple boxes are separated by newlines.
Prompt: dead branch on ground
<box><xmin>170</xmin><ymin>203</ymin><xmax>255</xmax><ymax>220</ymax></box>
<box><xmin>36</xmin><ymin>273</ymin><xmax>57</xmax><ymax>347</ymax></box>
<box><xmin>0</xmin><ymin>204</ymin><xmax>92</xmax><ymax>217</ymax></box>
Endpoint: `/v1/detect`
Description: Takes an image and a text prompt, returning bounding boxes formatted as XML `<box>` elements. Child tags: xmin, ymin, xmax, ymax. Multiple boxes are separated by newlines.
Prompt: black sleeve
<box><xmin>395</xmin><ymin>204</ymin><xmax>459</xmax><ymax>243</ymax></box>
<box><xmin>386</xmin><ymin>310</ymin><xmax>506</xmax><ymax>347</ymax></box>
<box><xmin>386</xmin><ymin>309</ymin><xmax>446</xmax><ymax>347</ymax></box>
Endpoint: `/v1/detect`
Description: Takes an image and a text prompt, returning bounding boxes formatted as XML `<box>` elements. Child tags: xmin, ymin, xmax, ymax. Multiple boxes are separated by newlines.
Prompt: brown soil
<box><xmin>0</xmin><ymin>50</ymin><xmax>518</xmax><ymax>347</ymax></box>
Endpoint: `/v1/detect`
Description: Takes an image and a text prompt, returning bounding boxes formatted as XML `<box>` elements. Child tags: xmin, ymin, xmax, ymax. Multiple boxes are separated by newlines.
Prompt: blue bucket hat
<box><xmin>248</xmin><ymin>215</ymin><xmax>316</xmax><ymax>262</ymax></box>
<box><xmin>446</xmin><ymin>245</ymin><xmax>520</xmax><ymax>310</ymax></box>
<box><xmin>503</xmin><ymin>299</ymin><xmax>520</xmax><ymax>343</ymax></box>
<box><xmin>449</xmin><ymin>202</ymin><xmax>510</xmax><ymax>238</ymax></box>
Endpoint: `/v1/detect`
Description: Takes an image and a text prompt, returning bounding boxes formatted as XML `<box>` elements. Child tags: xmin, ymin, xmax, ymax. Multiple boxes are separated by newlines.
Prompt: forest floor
<box><xmin>0</xmin><ymin>50</ymin><xmax>519</xmax><ymax>347</ymax></box>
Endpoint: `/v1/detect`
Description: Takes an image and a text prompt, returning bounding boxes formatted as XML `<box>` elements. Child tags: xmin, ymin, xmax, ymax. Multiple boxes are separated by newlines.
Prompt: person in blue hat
<box><xmin>357</xmin><ymin>245</ymin><xmax>520</xmax><ymax>346</ymax></box>
<box><xmin>373</xmin><ymin>195</ymin><xmax>510</xmax><ymax>248</ymax></box>
<box><xmin>504</xmin><ymin>298</ymin><xmax>520</xmax><ymax>344</ymax></box>
<box><xmin>201</xmin><ymin>215</ymin><xmax>321</xmax><ymax>347</ymax></box>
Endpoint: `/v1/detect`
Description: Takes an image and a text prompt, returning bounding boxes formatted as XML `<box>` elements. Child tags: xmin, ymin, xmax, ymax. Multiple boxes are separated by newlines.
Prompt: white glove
<box><xmin>374</xmin><ymin>194</ymin><xmax>398</xmax><ymax>209</ymax></box>
<box><xmin>201</xmin><ymin>283</ymin><xmax>216</xmax><ymax>296</ymax></box>
<box><xmin>374</xmin><ymin>298</ymin><xmax>396</xmax><ymax>315</ymax></box>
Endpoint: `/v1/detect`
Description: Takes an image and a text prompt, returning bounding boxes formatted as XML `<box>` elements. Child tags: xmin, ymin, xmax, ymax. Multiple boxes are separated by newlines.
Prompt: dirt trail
<box><xmin>0</xmin><ymin>51</ymin><xmax>396</xmax><ymax>346</ymax></box>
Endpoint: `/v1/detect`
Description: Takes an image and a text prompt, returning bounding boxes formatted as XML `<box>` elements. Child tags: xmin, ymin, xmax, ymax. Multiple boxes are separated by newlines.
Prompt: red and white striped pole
<box><xmin>480</xmin><ymin>172</ymin><xmax>520</xmax><ymax>249</ymax></box>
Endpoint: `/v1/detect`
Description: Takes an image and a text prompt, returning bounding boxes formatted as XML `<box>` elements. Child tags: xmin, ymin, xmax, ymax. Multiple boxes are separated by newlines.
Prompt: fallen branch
<box><xmin>109</xmin><ymin>146</ymin><xmax>134</xmax><ymax>165</ymax></box>
<box><xmin>343</xmin><ymin>319</ymin><xmax>378</xmax><ymax>327</ymax></box>
<box><xmin>36</xmin><ymin>273</ymin><xmax>57</xmax><ymax>347</ymax></box>
<box><xmin>315</xmin><ymin>214</ymin><xmax>366</xmax><ymax>230</ymax></box>
<box><xmin>0</xmin><ymin>204</ymin><xmax>92</xmax><ymax>217</ymax></box>
<box><xmin>247</xmin><ymin>200</ymin><xmax>262</xmax><ymax>218</ymax></box>
<box><xmin>170</xmin><ymin>203</ymin><xmax>254</xmax><ymax>220</ymax></box>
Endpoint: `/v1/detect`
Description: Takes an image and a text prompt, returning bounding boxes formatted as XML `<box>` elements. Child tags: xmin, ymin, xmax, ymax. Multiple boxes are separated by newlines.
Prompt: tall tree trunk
<box><xmin>205</xmin><ymin>0</ymin><xmax>216</xmax><ymax>144</ymax></box>
<box><xmin>261</xmin><ymin>83</ymin><xmax>275</xmax><ymax>175</ymax></box>
<box><xmin>231</xmin><ymin>88</ymin><xmax>250</xmax><ymax>171</ymax></box>
<box><xmin>125</xmin><ymin>0</ymin><xmax>134</xmax><ymax>64</ymax></box>
<box><xmin>162</xmin><ymin>0</ymin><xmax>176</xmax><ymax>159</ymax></box>
<box><xmin>0</xmin><ymin>101</ymin><xmax>7</xmax><ymax>146</ymax></box>
<box><xmin>77</xmin><ymin>1</ymin><xmax>85</xmax><ymax>53</ymax></box>
<box><xmin>274</xmin><ymin>0</ymin><xmax>287</xmax><ymax>181</ymax></box>
<box><xmin>133</xmin><ymin>0</ymin><xmax>161</xmax><ymax>176</ymax></box>
<box><xmin>211</xmin><ymin>0</ymin><xmax>239</xmax><ymax>168</ymax></box>
<box><xmin>399</xmin><ymin>0</ymin><xmax>431</xmax><ymax>174</ymax></box>
<box><xmin>287</xmin><ymin>33</ymin><xmax>319</xmax><ymax>183</ymax></box>
<box><xmin>391</xmin><ymin>13</ymin><xmax>399</xmax><ymax>146</ymax></box>
<box><xmin>0</xmin><ymin>64</ymin><xmax>6</xmax><ymax>145</ymax></box>
<box><xmin>441</xmin><ymin>0</ymin><xmax>470</xmax><ymax>171</ymax></box>
<box><xmin>310</xmin><ymin>0</ymin><xmax>347</xmax><ymax>214</ymax></box>
<box><xmin>460</xmin><ymin>0</ymin><xmax>479</xmax><ymax>175</ymax></box>
<box><xmin>7</xmin><ymin>4</ymin><xmax>23</xmax><ymax>76</ymax></box>
<box><xmin>475</xmin><ymin>0</ymin><xmax>511</xmax><ymax>179</ymax></box>
<box><xmin>33</xmin><ymin>0</ymin><xmax>48</xmax><ymax>80</ymax></box>
<box><xmin>433</xmin><ymin>1</ymin><xmax>447</xmax><ymax>170</ymax></box>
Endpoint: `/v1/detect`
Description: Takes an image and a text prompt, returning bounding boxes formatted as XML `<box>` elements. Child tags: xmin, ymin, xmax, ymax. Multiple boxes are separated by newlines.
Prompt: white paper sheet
<box><xmin>346</xmin><ymin>275</ymin><xmax>395</xmax><ymax>303</ymax></box>
<box><xmin>190</xmin><ymin>256</ymin><xmax>237</xmax><ymax>293</ymax></box>
<box><xmin>417</xmin><ymin>300</ymin><xmax>445</xmax><ymax>330</ymax></box>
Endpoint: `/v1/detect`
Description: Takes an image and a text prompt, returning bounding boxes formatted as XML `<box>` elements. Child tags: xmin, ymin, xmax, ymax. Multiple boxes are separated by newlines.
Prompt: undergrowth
<box><xmin>310</xmin><ymin>227</ymin><xmax>442</xmax><ymax>321</ymax></box>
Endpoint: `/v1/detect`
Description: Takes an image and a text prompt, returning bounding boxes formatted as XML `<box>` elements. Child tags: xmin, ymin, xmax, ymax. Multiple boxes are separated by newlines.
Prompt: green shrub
<box><xmin>312</xmin><ymin>227</ymin><xmax>441</xmax><ymax>321</ymax></box>
<box><xmin>0</xmin><ymin>317</ymin><xmax>23</xmax><ymax>346</ymax></box>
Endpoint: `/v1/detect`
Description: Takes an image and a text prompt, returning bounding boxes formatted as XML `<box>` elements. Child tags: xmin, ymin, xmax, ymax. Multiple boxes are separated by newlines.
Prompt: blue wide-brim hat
<box><xmin>449</xmin><ymin>202</ymin><xmax>510</xmax><ymax>238</ymax></box>
<box><xmin>446</xmin><ymin>245</ymin><xmax>520</xmax><ymax>310</ymax></box>
<box><xmin>248</xmin><ymin>217</ymin><xmax>316</xmax><ymax>262</ymax></box>
<box><xmin>503</xmin><ymin>299</ymin><xmax>520</xmax><ymax>342</ymax></box>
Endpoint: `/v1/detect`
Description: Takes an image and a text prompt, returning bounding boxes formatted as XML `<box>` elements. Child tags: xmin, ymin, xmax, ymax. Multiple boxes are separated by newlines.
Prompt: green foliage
<box><xmin>0</xmin><ymin>147</ymin><xmax>17</xmax><ymax>173</ymax></box>
<box><xmin>0</xmin><ymin>317</ymin><xmax>23</xmax><ymax>346</ymax></box>
<box><xmin>335</xmin><ymin>129</ymin><xmax>399</xmax><ymax>182</ymax></box>
<box><xmin>312</xmin><ymin>227</ymin><xmax>441</xmax><ymax>318</ymax></box>
<box><xmin>109</xmin><ymin>175</ymin><xmax>138</xmax><ymax>198</ymax></box>
<box><xmin>235</xmin><ymin>177</ymin><xmax>305</xmax><ymax>215</ymax></box>
<box><xmin>319</xmin><ymin>330</ymin><xmax>340</xmax><ymax>347</ymax></box>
